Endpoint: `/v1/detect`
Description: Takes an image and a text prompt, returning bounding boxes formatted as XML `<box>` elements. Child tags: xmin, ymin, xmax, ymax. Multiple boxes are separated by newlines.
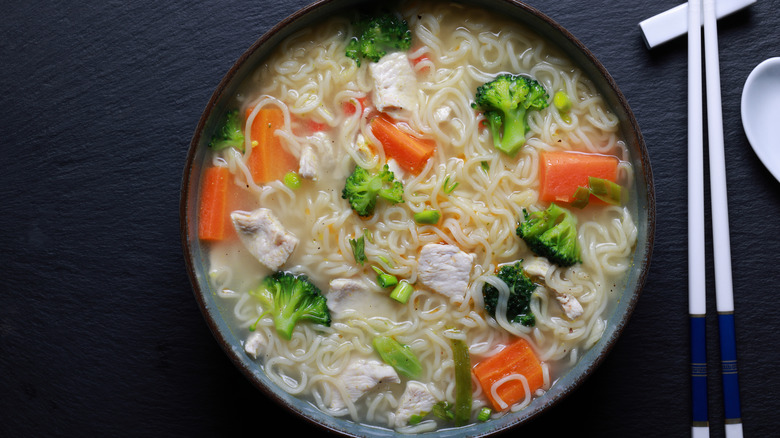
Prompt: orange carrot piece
<box><xmin>245</xmin><ymin>108</ymin><xmax>298</xmax><ymax>184</ymax></box>
<box><xmin>370</xmin><ymin>114</ymin><xmax>435</xmax><ymax>174</ymax></box>
<box><xmin>538</xmin><ymin>150</ymin><xmax>619</xmax><ymax>204</ymax></box>
<box><xmin>343</xmin><ymin>96</ymin><xmax>368</xmax><ymax>116</ymax></box>
<box><xmin>198</xmin><ymin>166</ymin><xmax>230</xmax><ymax>241</ymax></box>
<box><xmin>472</xmin><ymin>338</ymin><xmax>544</xmax><ymax>411</ymax></box>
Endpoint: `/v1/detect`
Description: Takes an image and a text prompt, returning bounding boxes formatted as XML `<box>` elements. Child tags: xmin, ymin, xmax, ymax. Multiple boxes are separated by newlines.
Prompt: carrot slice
<box><xmin>472</xmin><ymin>338</ymin><xmax>544</xmax><ymax>411</ymax></box>
<box><xmin>370</xmin><ymin>114</ymin><xmax>435</xmax><ymax>174</ymax></box>
<box><xmin>198</xmin><ymin>166</ymin><xmax>230</xmax><ymax>241</ymax></box>
<box><xmin>538</xmin><ymin>150</ymin><xmax>619</xmax><ymax>204</ymax></box>
<box><xmin>245</xmin><ymin>108</ymin><xmax>298</xmax><ymax>184</ymax></box>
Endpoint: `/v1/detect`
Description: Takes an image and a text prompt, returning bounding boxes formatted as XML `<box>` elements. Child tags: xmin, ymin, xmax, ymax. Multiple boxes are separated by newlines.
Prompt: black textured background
<box><xmin>2</xmin><ymin>0</ymin><xmax>778</xmax><ymax>436</ymax></box>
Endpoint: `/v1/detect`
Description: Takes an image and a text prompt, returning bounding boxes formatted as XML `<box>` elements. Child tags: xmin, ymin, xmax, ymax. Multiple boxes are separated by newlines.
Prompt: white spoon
<box><xmin>741</xmin><ymin>57</ymin><xmax>780</xmax><ymax>182</ymax></box>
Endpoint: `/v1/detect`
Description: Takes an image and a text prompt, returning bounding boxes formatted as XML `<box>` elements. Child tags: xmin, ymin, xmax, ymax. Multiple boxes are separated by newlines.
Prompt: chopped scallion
<box><xmin>414</xmin><ymin>209</ymin><xmax>441</xmax><ymax>224</ymax></box>
<box><xmin>390</xmin><ymin>280</ymin><xmax>414</xmax><ymax>303</ymax></box>
<box><xmin>477</xmin><ymin>407</ymin><xmax>492</xmax><ymax>422</ymax></box>
<box><xmin>372</xmin><ymin>266</ymin><xmax>398</xmax><ymax>288</ymax></box>
<box><xmin>442</xmin><ymin>175</ymin><xmax>459</xmax><ymax>194</ymax></box>
<box><xmin>283</xmin><ymin>171</ymin><xmax>302</xmax><ymax>189</ymax></box>
<box><xmin>349</xmin><ymin>235</ymin><xmax>366</xmax><ymax>265</ymax></box>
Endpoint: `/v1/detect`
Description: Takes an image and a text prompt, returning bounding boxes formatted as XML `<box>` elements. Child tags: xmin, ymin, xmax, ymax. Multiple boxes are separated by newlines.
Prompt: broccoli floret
<box><xmin>209</xmin><ymin>109</ymin><xmax>245</xmax><ymax>152</ymax></box>
<box><xmin>482</xmin><ymin>261</ymin><xmax>536</xmax><ymax>326</ymax></box>
<box><xmin>342</xmin><ymin>164</ymin><xmax>404</xmax><ymax>217</ymax></box>
<box><xmin>346</xmin><ymin>13</ymin><xmax>412</xmax><ymax>66</ymax></box>
<box><xmin>472</xmin><ymin>74</ymin><xmax>549</xmax><ymax>156</ymax></box>
<box><xmin>249</xmin><ymin>271</ymin><xmax>331</xmax><ymax>340</ymax></box>
<box><xmin>516</xmin><ymin>203</ymin><xmax>582</xmax><ymax>267</ymax></box>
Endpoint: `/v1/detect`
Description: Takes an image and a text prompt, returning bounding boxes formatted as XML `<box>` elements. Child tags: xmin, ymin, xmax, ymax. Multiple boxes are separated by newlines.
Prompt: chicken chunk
<box><xmin>231</xmin><ymin>208</ymin><xmax>298</xmax><ymax>271</ymax></box>
<box><xmin>369</xmin><ymin>51</ymin><xmax>418</xmax><ymax>118</ymax></box>
<box><xmin>394</xmin><ymin>381</ymin><xmax>437</xmax><ymax>428</ymax></box>
<box><xmin>243</xmin><ymin>330</ymin><xmax>267</xmax><ymax>360</ymax></box>
<box><xmin>325</xmin><ymin>278</ymin><xmax>394</xmax><ymax>320</ymax></box>
<box><xmin>523</xmin><ymin>257</ymin><xmax>584</xmax><ymax>320</ymax></box>
<box><xmin>417</xmin><ymin>243</ymin><xmax>474</xmax><ymax>302</ymax></box>
<box><xmin>329</xmin><ymin>357</ymin><xmax>400</xmax><ymax>411</ymax></box>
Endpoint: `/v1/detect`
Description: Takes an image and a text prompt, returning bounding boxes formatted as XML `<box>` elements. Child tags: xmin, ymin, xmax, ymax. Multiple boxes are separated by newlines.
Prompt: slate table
<box><xmin>2</xmin><ymin>0</ymin><xmax>779</xmax><ymax>436</ymax></box>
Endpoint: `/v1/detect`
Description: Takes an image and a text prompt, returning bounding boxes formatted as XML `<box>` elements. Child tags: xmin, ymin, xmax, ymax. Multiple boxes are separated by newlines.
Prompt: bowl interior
<box><xmin>180</xmin><ymin>1</ymin><xmax>655</xmax><ymax>436</ymax></box>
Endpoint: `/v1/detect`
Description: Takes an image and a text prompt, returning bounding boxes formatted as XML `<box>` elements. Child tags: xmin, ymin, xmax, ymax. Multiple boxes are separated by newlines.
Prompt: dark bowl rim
<box><xmin>179</xmin><ymin>0</ymin><xmax>656</xmax><ymax>436</ymax></box>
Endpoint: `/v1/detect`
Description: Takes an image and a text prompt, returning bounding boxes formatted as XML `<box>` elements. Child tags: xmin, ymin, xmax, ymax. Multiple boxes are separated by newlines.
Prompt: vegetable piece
<box><xmin>477</xmin><ymin>407</ymin><xmax>492</xmax><ymax>422</ymax></box>
<box><xmin>349</xmin><ymin>235</ymin><xmax>367</xmax><ymax>265</ymax></box>
<box><xmin>538</xmin><ymin>150</ymin><xmax>619</xmax><ymax>204</ymax></box>
<box><xmin>442</xmin><ymin>175</ymin><xmax>458</xmax><ymax>194</ymax></box>
<box><xmin>346</xmin><ymin>13</ymin><xmax>412</xmax><ymax>66</ymax></box>
<box><xmin>481</xmin><ymin>261</ymin><xmax>537</xmax><ymax>326</ymax></box>
<box><xmin>245</xmin><ymin>107</ymin><xmax>298</xmax><ymax>184</ymax></box>
<box><xmin>390</xmin><ymin>280</ymin><xmax>414</xmax><ymax>303</ymax></box>
<box><xmin>413</xmin><ymin>209</ymin><xmax>441</xmax><ymax>224</ymax></box>
<box><xmin>342</xmin><ymin>164</ymin><xmax>405</xmax><ymax>217</ymax></box>
<box><xmin>343</xmin><ymin>96</ymin><xmax>368</xmax><ymax>116</ymax></box>
<box><xmin>370</xmin><ymin>114</ymin><xmax>435</xmax><ymax>174</ymax></box>
<box><xmin>283</xmin><ymin>171</ymin><xmax>302</xmax><ymax>189</ymax></box>
<box><xmin>451</xmin><ymin>338</ymin><xmax>472</xmax><ymax>426</ymax></box>
<box><xmin>198</xmin><ymin>166</ymin><xmax>230</xmax><ymax>241</ymax></box>
<box><xmin>553</xmin><ymin>91</ymin><xmax>572</xmax><ymax>112</ymax></box>
<box><xmin>553</xmin><ymin>90</ymin><xmax>572</xmax><ymax>123</ymax></box>
<box><xmin>432</xmin><ymin>401</ymin><xmax>455</xmax><ymax>421</ymax></box>
<box><xmin>472</xmin><ymin>338</ymin><xmax>544</xmax><ymax>411</ymax></box>
<box><xmin>249</xmin><ymin>271</ymin><xmax>331</xmax><ymax>340</ymax></box>
<box><xmin>372</xmin><ymin>266</ymin><xmax>399</xmax><ymax>288</ymax></box>
<box><xmin>373</xmin><ymin>336</ymin><xmax>422</xmax><ymax>379</ymax></box>
<box><xmin>571</xmin><ymin>177</ymin><xmax>624</xmax><ymax>208</ymax></box>
<box><xmin>209</xmin><ymin>110</ymin><xmax>245</xmax><ymax>152</ymax></box>
<box><xmin>472</xmin><ymin>74</ymin><xmax>549</xmax><ymax>156</ymax></box>
<box><xmin>516</xmin><ymin>203</ymin><xmax>581</xmax><ymax>267</ymax></box>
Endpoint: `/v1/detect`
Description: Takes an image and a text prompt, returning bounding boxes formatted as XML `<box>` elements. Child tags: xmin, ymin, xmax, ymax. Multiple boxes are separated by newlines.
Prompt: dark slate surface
<box><xmin>1</xmin><ymin>0</ymin><xmax>778</xmax><ymax>436</ymax></box>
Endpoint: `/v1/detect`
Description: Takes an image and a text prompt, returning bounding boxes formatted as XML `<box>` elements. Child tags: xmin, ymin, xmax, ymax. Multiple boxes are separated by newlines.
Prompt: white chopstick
<box><xmin>702</xmin><ymin>0</ymin><xmax>744</xmax><ymax>436</ymax></box>
<box><xmin>687</xmin><ymin>0</ymin><xmax>709</xmax><ymax>436</ymax></box>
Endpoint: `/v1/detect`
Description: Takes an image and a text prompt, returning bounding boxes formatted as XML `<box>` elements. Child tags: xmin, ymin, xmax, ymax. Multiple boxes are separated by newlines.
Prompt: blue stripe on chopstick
<box><xmin>690</xmin><ymin>314</ymin><xmax>708</xmax><ymax>426</ymax></box>
<box><xmin>718</xmin><ymin>312</ymin><xmax>742</xmax><ymax>424</ymax></box>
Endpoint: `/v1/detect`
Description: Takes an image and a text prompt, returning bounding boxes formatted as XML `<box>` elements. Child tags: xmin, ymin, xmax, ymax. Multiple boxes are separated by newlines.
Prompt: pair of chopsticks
<box><xmin>688</xmin><ymin>0</ymin><xmax>743</xmax><ymax>437</ymax></box>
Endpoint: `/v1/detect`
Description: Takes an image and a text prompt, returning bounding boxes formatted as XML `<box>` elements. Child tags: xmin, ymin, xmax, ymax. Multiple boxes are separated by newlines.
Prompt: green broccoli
<box><xmin>346</xmin><ymin>12</ymin><xmax>412</xmax><ymax>66</ymax></box>
<box><xmin>209</xmin><ymin>109</ymin><xmax>245</xmax><ymax>152</ymax></box>
<box><xmin>249</xmin><ymin>271</ymin><xmax>331</xmax><ymax>340</ymax></box>
<box><xmin>482</xmin><ymin>261</ymin><xmax>536</xmax><ymax>326</ymax></box>
<box><xmin>342</xmin><ymin>164</ymin><xmax>404</xmax><ymax>217</ymax></box>
<box><xmin>472</xmin><ymin>74</ymin><xmax>549</xmax><ymax>156</ymax></box>
<box><xmin>516</xmin><ymin>203</ymin><xmax>581</xmax><ymax>267</ymax></box>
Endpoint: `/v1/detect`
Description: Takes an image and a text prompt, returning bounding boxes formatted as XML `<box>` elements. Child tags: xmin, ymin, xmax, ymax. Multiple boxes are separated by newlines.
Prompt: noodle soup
<box><xmin>186</xmin><ymin>0</ymin><xmax>649</xmax><ymax>434</ymax></box>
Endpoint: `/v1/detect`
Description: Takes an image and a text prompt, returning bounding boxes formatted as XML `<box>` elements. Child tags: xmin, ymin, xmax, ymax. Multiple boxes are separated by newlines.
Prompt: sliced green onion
<box><xmin>372</xmin><ymin>266</ymin><xmax>398</xmax><ymax>288</ymax></box>
<box><xmin>390</xmin><ymin>280</ymin><xmax>414</xmax><ymax>304</ymax></box>
<box><xmin>588</xmin><ymin>176</ymin><xmax>623</xmax><ymax>205</ymax></box>
<box><xmin>362</xmin><ymin>227</ymin><xmax>374</xmax><ymax>244</ymax></box>
<box><xmin>414</xmin><ymin>209</ymin><xmax>441</xmax><ymax>224</ymax></box>
<box><xmin>349</xmin><ymin>235</ymin><xmax>366</xmax><ymax>265</ymax></box>
<box><xmin>477</xmin><ymin>407</ymin><xmax>492</xmax><ymax>422</ymax></box>
<box><xmin>373</xmin><ymin>336</ymin><xmax>423</xmax><ymax>379</ymax></box>
<box><xmin>432</xmin><ymin>401</ymin><xmax>454</xmax><ymax>421</ymax></box>
<box><xmin>571</xmin><ymin>186</ymin><xmax>592</xmax><ymax>209</ymax></box>
<box><xmin>442</xmin><ymin>175</ymin><xmax>459</xmax><ymax>194</ymax></box>
<box><xmin>480</xmin><ymin>161</ymin><xmax>490</xmax><ymax>172</ymax></box>
<box><xmin>378</xmin><ymin>255</ymin><xmax>394</xmax><ymax>267</ymax></box>
<box><xmin>553</xmin><ymin>90</ymin><xmax>572</xmax><ymax>112</ymax></box>
<box><xmin>283</xmin><ymin>171</ymin><xmax>302</xmax><ymax>189</ymax></box>
<box><xmin>452</xmin><ymin>338</ymin><xmax>472</xmax><ymax>426</ymax></box>
<box><xmin>409</xmin><ymin>413</ymin><xmax>426</xmax><ymax>425</ymax></box>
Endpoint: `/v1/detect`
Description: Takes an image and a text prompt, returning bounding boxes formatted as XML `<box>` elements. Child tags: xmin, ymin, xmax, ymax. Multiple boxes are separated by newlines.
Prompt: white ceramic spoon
<box><xmin>741</xmin><ymin>57</ymin><xmax>780</xmax><ymax>182</ymax></box>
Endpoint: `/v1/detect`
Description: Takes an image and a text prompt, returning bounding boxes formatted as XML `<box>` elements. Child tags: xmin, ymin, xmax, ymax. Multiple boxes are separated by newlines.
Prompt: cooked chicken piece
<box><xmin>243</xmin><ymin>330</ymin><xmax>267</xmax><ymax>360</ymax></box>
<box><xmin>325</xmin><ymin>278</ymin><xmax>394</xmax><ymax>320</ymax></box>
<box><xmin>369</xmin><ymin>51</ymin><xmax>418</xmax><ymax>118</ymax></box>
<box><xmin>523</xmin><ymin>257</ymin><xmax>584</xmax><ymax>320</ymax></box>
<box><xmin>329</xmin><ymin>357</ymin><xmax>400</xmax><ymax>411</ymax></box>
<box><xmin>231</xmin><ymin>208</ymin><xmax>298</xmax><ymax>271</ymax></box>
<box><xmin>417</xmin><ymin>243</ymin><xmax>474</xmax><ymax>302</ymax></box>
<box><xmin>394</xmin><ymin>381</ymin><xmax>437</xmax><ymax>428</ymax></box>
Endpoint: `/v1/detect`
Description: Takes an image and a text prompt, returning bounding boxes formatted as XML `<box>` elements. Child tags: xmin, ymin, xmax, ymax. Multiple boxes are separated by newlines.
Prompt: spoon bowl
<box><xmin>741</xmin><ymin>57</ymin><xmax>780</xmax><ymax>182</ymax></box>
